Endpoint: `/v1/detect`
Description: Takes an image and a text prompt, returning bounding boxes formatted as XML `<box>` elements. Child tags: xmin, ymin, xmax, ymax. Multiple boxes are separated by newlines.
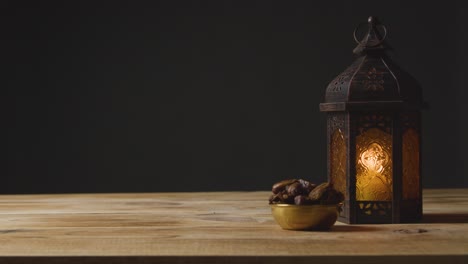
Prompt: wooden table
<box><xmin>0</xmin><ymin>189</ymin><xmax>467</xmax><ymax>264</ymax></box>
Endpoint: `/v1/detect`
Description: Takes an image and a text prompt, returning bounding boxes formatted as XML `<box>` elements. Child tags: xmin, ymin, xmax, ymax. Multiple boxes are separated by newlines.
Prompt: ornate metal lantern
<box><xmin>320</xmin><ymin>17</ymin><xmax>424</xmax><ymax>224</ymax></box>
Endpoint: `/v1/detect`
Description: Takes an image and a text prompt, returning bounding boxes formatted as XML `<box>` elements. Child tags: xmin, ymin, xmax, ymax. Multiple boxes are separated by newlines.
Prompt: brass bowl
<box><xmin>271</xmin><ymin>203</ymin><xmax>341</xmax><ymax>231</ymax></box>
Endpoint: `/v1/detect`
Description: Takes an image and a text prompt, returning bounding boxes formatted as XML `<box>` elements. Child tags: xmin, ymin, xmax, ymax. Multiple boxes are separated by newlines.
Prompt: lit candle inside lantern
<box><xmin>356</xmin><ymin>128</ymin><xmax>393</xmax><ymax>202</ymax></box>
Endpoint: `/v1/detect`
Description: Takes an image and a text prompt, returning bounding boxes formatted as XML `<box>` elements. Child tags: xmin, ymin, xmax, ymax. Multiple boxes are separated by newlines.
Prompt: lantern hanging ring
<box><xmin>353</xmin><ymin>22</ymin><xmax>387</xmax><ymax>47</ymax></box>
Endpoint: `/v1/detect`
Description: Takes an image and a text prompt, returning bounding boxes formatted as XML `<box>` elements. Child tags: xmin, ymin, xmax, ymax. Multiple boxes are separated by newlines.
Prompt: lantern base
<box><xmin>336</xmin><ymin>200</ymin><xmax>422</xmax><ymax>224</ymax></box>
<box><xmin>337</xmin><ymin>216</ymin><xmax>422</xmax><ymax>224</ymax></box>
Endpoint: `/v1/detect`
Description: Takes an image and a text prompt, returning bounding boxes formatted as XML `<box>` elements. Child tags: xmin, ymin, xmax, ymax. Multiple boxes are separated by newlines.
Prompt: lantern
<box><xmin>320</xmin><ymin>17</ymin><xmax>425</xmax><ymax>224</ymax></box>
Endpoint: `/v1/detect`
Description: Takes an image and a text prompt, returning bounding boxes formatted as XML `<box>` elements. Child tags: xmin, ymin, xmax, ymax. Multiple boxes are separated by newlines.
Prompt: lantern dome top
<box><xmin>320</xmin><ymin>16</ymin><xmax>424</xmax><ymax>112</ymax></box>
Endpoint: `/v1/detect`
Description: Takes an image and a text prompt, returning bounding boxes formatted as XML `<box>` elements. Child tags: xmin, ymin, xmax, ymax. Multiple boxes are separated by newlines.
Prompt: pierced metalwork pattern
<box><xmin>356</xmin><ymin>127</ymin><xmax>393</xmax><ymax>201</ymax></box>
<box><xmin>358</xmin><ymin>201</ymin><xmax>392</xmax><ymax>216</ymax></box>
<box><xmin>329</xmin><ymin>114</ymin><xmax>345</xmax><ymax>134</ymax></box>
<box><xmin>348</xmin><ymin>56</ymin><xmax>400</xmax><ymax>101</ymax></box>
<box><xmin>401</xmin><ymin>112</ymin><xmax>419</xmax><ymax>131</ymax></box>
<box><xmin>330</xmin><ymin>128</ymin><xmax>347</xmax><ymax>200</ymax></box>
<box><xmin>363</xmin><ymin>67</ymin><xmax>384</xmax><ymax>91</ymax></box>
<box><xmin>402</xmin><ymin>128</ymin><xmax>420</xmax><ymax>200</ymax></box>
<box><xmin>325</xmin><ymin>57</ymin><xmax>363</xmax><ymax>102</ymax></box>
<box><xmin>357</xmin><ymin>114</ymin><xmax>392</xmax><ymax>134</ymax></box>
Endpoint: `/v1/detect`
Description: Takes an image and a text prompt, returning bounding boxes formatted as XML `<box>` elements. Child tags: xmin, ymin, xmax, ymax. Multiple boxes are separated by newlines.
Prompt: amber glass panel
<box><xmin>356</xmin><ymin>128</ymin><xmax>393</xmax><ymax>201</ymax></box>
<box><xmin>330</xmin><ymin>129</ymin><xmax>347</xmax><ymax>199</ymax></box>
<box><xmin>402</xmin><ymin>128</ymin><xmax>420</xmax><ymax>200</ymax></box>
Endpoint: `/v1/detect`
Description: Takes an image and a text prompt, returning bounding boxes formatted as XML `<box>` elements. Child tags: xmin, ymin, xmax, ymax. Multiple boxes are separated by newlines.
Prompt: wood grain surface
<box><xmin>0</xmin><ymin>189</ymin><xmax>467</xmax><ymax>264</ymax></box>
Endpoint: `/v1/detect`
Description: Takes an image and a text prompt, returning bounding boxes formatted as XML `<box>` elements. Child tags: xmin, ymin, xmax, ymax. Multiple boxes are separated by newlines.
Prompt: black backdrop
<box><xmin>3</xmin><ymin>1</ymin><xmax>468</xmax><ymax>193</ymax></box>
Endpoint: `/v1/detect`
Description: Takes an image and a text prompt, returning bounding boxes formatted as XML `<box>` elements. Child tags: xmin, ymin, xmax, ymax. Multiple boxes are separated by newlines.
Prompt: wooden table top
<box><xmin>0</xmin><ymin>189</ymin><xmax>467</xmax><ymax>264</ymax></box>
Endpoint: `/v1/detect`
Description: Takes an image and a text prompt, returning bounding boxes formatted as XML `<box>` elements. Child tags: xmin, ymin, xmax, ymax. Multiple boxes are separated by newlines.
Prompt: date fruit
<box><xmin>308</xmin><ymin>182</ymin><xmax>344</xmax><ymax>204</ymax></box>
<box><xmin>269</xmin><ymin>179</ymin><xmax>343</xmax><ymax>205</ymax></box>
<box><xmin>272</xmin><ymin>179</ymin><xmax>298</xmax><ymax>194</ymax></box>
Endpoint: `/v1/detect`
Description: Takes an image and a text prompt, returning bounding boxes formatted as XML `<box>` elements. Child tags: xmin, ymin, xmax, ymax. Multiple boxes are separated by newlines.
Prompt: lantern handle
<box><xmin>353</xmin><ymin>20</ymin><xmax>387</xmax><ymax>47</ymax></box>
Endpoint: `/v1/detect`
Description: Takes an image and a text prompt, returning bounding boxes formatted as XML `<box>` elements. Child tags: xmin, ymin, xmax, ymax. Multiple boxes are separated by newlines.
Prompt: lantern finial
<box><xmin>367</xmin><ymin>16</ymin><xmax>377</xmax><ymax>24</ymax></box>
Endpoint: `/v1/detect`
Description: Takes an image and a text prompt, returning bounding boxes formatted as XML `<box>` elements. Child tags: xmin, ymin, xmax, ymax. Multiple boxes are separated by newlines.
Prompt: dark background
<box><xmin>3</xmin><ymin>1</ymin><xmax>468</xmax><ymax>194</ymax></box>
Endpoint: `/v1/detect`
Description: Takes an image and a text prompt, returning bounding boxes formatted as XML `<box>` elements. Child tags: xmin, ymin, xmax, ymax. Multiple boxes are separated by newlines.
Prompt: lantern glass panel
<box><xmin>330</xmin><ymin>128</ymin><xmax>347</xmax><ymax>199</ymax></box>
<box><xmin>402</xmin><ymin>128</ymin><xmax>420</xmax><ymax>200</ymax></box>
<box><xmin>356</xmin><ymin>127</ymin><xmax>393</xmax><ymax>201</ymax></box>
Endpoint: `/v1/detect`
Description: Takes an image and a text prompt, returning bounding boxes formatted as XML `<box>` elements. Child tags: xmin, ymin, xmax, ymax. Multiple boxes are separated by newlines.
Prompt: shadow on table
<box><xmin>422</xmin><ymin>213</ymin><xmax>468</xmax><ymax>223</ymax></box>
<box><xmin>331</xmin><ymin>225</ymin><xmax>381</xmax><ymax>232</ymax></box>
